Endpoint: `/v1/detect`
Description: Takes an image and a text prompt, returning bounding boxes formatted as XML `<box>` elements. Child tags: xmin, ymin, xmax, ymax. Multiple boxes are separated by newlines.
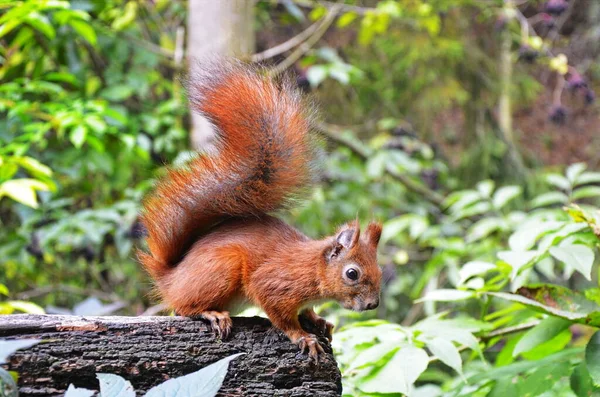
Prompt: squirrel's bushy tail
<box><xmin>139</xmin><ymin>60</ymin><xmax>316</xmax><ymax>279</ymax></box>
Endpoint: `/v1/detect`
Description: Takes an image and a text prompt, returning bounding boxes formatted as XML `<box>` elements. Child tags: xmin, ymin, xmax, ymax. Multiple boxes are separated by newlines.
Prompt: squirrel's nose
<box><xmin>365</xmin><ymin>299</ymin><xmax>379</xmax><ymax>310</ymax></box>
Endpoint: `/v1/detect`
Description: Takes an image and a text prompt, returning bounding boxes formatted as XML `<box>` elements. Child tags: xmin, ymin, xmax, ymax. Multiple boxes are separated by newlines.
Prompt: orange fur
<box><xmin>139</xmin><ymin>60</ymin><xmax>382</xmax><ymax>359</ymax></box>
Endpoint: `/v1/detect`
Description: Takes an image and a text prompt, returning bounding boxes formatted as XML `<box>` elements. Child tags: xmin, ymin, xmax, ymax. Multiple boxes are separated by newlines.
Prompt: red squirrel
<box><xmin>138</xmin><ymin>60</ymin><xmax>382</xmax><ymax>360</ymax></box>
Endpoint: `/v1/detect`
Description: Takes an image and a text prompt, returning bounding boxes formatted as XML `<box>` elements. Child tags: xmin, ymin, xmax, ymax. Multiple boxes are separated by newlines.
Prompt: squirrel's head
<box><xmin>322</xmin><ymin>220</ymin><xmax>382</xmax><ymax>312</ymax></box>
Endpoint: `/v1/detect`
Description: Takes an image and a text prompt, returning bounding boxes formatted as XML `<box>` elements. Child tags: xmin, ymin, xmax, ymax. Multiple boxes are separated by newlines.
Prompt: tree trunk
<box><xmin>0</xmin><ymin>314</ymin><xmax>341</xmax><ymax>397</ymax></box>
<box><xmin>187</xmin><ymin>0</ymin><xmax>255</xmax><ymax>149</ymax></box>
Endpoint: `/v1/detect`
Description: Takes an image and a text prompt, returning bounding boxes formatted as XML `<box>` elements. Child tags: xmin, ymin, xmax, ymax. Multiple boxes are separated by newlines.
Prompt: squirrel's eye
<box><xmin>346</xmin><ymin>268</ymin><xmax>359</xmax><ymax>281</ymax></box>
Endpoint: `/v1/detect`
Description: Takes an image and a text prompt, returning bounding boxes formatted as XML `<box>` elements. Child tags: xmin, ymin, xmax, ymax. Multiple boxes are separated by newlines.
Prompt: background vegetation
<box><xmin>2</xmin><ymin>0</ymin><xmax>600</xmax><ymax>396</ymax></box>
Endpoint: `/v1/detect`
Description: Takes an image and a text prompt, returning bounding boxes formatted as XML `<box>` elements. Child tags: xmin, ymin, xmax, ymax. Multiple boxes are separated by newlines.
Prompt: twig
<box><xmin>252</xmin><ymin>19</ymin><xmax>322</xmax><ymax>62</ymax></box>
<box><xmin>315</xmin><ymin>122</ymin><xmax>445</xmax><ymax>207</ymax></box>
<box><xmin>268</xmin><ymin>4</ymin><xmax>341</xmax><ymax>77</ymax></box>
<box><xmin>480</xmin><ymin>320</ymin><xmax>540</xmax><ymax>341</ymax></box>
<box><xmin>275</xmin><ymin>0</ymin><xmax>376</xmax><ymax>16</ymax></box>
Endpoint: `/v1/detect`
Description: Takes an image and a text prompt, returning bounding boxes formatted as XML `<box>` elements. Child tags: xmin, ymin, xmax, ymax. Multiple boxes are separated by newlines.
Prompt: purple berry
<box><xmin>566</xmin><ymin>71</ymin><xmax>587</xmax><ymax>90</ymax></box>
<box><xmin>544</xmin><ymin>0</ymin><xmax>568</xmax><ymax>16</ymax></box>
<box><xmin>518</xmin><ymin>45</ymin><xmax>539</xmax><ymax>63</ymax></box>
<box><xmin>549</xmin><ymin>105</ymin><xmax>567</xmax><ymax>124</ymax></box>
<box><xmin>584</xmin><ymin>89</ymin><xmax>595</xmax><ymax>105</ymax></box>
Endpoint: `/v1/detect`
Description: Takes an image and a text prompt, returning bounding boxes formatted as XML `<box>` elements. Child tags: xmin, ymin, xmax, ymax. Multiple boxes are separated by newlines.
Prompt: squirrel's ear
<box><xmin>365</xmin><ymin>221</ymin><xmax>382</xmax><ymax>248</ymax></box>
<box><xmin>326</xmin><ymin>224</ymin><xmax>360</xmax><ymax>262</ymax></box>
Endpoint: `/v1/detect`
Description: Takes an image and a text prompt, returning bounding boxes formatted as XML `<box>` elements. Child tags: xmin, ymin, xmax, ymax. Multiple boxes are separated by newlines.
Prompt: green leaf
<box><xmin>586</xmin><ymin>331</ymin><xmax>600</xmax><ymax>387</ymax></box>
<box><xmin>64</xmin><ymin>384</ymin><xmax>95</xmax><ymax>397</ymax></box>
<box><xmin>337</xmin><ymin>11</ymin><xmax>358</xmax><ymax>28</ymax></box>
<box><xmin>101</xmin><ymin>86</ymin><xmax>134</xmax><ymax>101</ymax></box>
<box><xmin>576</xmin><ymin>172</ymin><xmax>600</xmax><ymax>186</ymax></box>
<box><xmin>513</xmin><ymin>316</ymin><xmax>571</xmax><ymax>357</ymax></box>
<box><xmin>488</xmin><ymin>285</ymin><xmax>600</xmax><ymax>326</ymax></box>
<box><xmin>358</xmin><ymin>346</ymin><xmax>429</xmax><ymax>395</ymax></box>
<box><xmin>97</xmin><ymin>373</ymin><xmax>135</xmax><ymax>397</ymax></box>
<box><xmin>417</xmin><ymin>289</ymin><xmax>475</xmax><ymax>303</ymax></box>
<box><xmin>549</xmin><ymin>244</ymin><xmax>594</xmax><ymax>281</ymax></box>
<box><xmin>508</xmin><ymin>221</ymin><xmax>564</xmax><ymax>251</ymax></box>
<box><xmin>458</xmin><ymin>261</ymin><xmax>497</xmax><ymax>285</ymax></box>
<box><xmin>70</xmin><ymin>125</ymin><xmax>87</xmax><ymax>148</ymax></box>
<box><xmin>69</xmin><ymin>19</ymin><xmax>96</xmax><ymax>45</ymax></box>
<box><xmin>530</xmin><ymin>192</ymin><xmax>569</xmax><ymax>208</ymax></box>
<box><xmin>570</xmin><ymin>361</ymin><xmax>600</xmax><ymax>397</ymax></box>
<box><xmin>0</xmin><ymin>178</ymin><xmax>50</xmax><ymax>208</ymax></box>
<box><xmin>492</xmin><ymin>186</ymin><xmax>521</xmax><ymax>209</ymax></box>
<box><xmin>306</xmin><ymin>65</ymin><xmax>328</xmax><ymax>88</ymax></box>
<box><xmin>567</xmin><ymin>163</ymin><xmax>587</xmax><ymax>183</ymax></box>
<box><xmin>145</xmin><ymin>353</ymin><xmax>244</xmax><ymax>397</ymax></box>
<box><xmin>572</xmin><ymin>186</ymin><xmax>600</xmax><ymax>201</ymax></box>
<box><xmin>425</xmin><ymin>337</ymin><xmax>462</xmax><ymax>375</ymax></box>
<box><xmin>466</xmin><ymin>217</ymin><xmax>505</xmax><ymax>243</ymax></box>
<box><xmin>546</xmin><ymin>174</ymin><xmax>571</xmax><ymax>191</ymax></box>
<box><xmin>0</xmin><ymin>339</ymin><xmax>40</xmax><ymax>364</ymax></box>
<box><xmin>348</xmin><ymin>344</ymin><xmax>399</xmax><ymax>371</ymax></box>
<box><xmin>16</xmin><ymin>156</ymin><xmax>52</xmax><ymax>178</ymax></box>
<box><xmin>6</xmin><ymin>301</ymin><xmax>45</xmax><ymax>314</ymax></box>
<box><xmin>26</xmin><ymin>12</ymin><xmax>55</xmax><ymax>39</ymax></box>
<box><xmin>477</xmin><ymin>180</ymin><xmax>494</xmax><ymax>198</ymax></box>
<box><xmin>497</xmin><ymin>250</ymin><xmax>539</xmax><ymax>279</ymax></box>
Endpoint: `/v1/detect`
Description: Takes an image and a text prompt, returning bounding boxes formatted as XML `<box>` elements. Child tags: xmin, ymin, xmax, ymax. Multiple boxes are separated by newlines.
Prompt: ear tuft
<box><xmin>365</xmin><ymin>221</ymin><xmax>382</xmax><ymax>247</ymax></box>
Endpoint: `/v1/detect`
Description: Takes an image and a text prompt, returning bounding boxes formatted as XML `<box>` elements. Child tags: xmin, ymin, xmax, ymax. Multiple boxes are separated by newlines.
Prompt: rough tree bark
<box><xmin>0</xmin><ymin>314</ymin><xmax>341</xmax><ymax>397</ymax></box>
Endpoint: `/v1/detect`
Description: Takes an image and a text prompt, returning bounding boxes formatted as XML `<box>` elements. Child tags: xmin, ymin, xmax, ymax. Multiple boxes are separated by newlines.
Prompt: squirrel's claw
<box><xmin>200</xmin><ymin>311</ymin><xmax>232</xmax><ymax>340</ymax></box>
<box><xmin>297</xmin><ymin>334</ymin><xmax>325</xmax><ymax>363</ymax></box>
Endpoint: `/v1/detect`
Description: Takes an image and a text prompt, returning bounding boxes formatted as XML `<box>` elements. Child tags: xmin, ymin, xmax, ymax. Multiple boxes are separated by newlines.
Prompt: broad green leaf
<box><xmin>576</xmin><ymin>172</ymin><xmax>600</xmax><ymax>186</ymax></box>
<box><xmin>69</xmin><ymin>18</ymin><xmax>96</xmax><ymax>45</ymax></box>
<box><xmin>508</xmin><ymin>221</ymin><xmax>564</xmax><ymax>251</ymax></box>
<box><xmin>366</xmin><ymin>151</ymin><xmax>387</xmax><ymax>179</ymax></box>
<box><xmin>0</xmin><ymin>367</ymin><xmax>17</xmax><ymax>397</ymax></box>
<box><xmin>26</xmin><ymin>12</ymin><xmax>55</xmax><ymax>39</ymax></box>
<box><xmin>468</xmin><ymin>348</ymin><xmax>582</xmax><ymax>383</ymax></box>
<box><xmin>348</xmin><ymin>344</ymin><xmax>399</xmax><ymax>371</ymax></box>
<box><xmin>488</xmin><ymin>285</ymin><xmax>600</xmax><ymax>326</ymax></box>
<box><xmin>6</xmin><ymin>300</ymin><xmax>45</xmax><ymax>314</ymax></box>
<box><xmin>358</xmin><ymin>346</ymin><xmax>429</xmax><ymax>395</ymax></box>
<box><xmin>477</xmin><ymin>180</ymin><xmax>494</xmax><ymax>198</ymax></box>
<box><xmin>97</xmin><ymin>373</ymin><xmax>135</xmax><ymax>397</ymax></box>
<box><xmin>417</xmin><ymin>289</ymin><xmax>475</xmax><ymax>303</ymax></box>
<box><xmin>425</xmin><ymin>337</ymin><xmax>462</xmax><ymax>375</ymax></box>
<box><xmin>492</xmin><ymin>186</ymin><xmax>521</xmax><ymax>209</ymax></box>
<box><xmin>567</xmin><ymin>163</ymin><xmax>587</xmax><ymax>183</ymax></box>
<box><xmin>546</xmin><ymin>174</ymin><xmax>571</xmax><ymax>191</ymax></box>
<box><xmin>513</xmin><ymin>316</ymin><xmax>571</xmax><ymax>357</ymax></box>
<box><xmin>64</xmin><ymin>384</ymin><xmax>95</xmax><ymax>397</ymax></box>
<box><xmin>466</xmin><ymin>217</ymin><xmax>505</xmax><ymax>243</ymax></box>
<box><xmin>570</xmin><ymin>361</ymin><xmax>600</xmax><ymax>397</ymax></box>
<box><xmin>70</xmin><ymin>125</ymin><xmax>88</xmax><ymax>148</ymax></box>
<box><xmin>530</xmin><ymin>192</ymin><xmax>569</xmax><ymax>208</ymax></box>
<box><xmin>337</xmin><ymin>11</ymin><xmax>358</xmax><ymax>28</ymax></box>
<box><xmin>0</xmin><ymin>178</ymin><xmax>49</xmax><ymax>208</ymax></box>
<box><xmin>306</xmin><ymin>65</ymin><xmax>328</xmax><ymax>88</ymax></box>
<box><xmin>585</xmin><ymin>331</ymin><xmax>600</xmax><ymax>387</ymax></box>
<box><xmin>572</xmin><ymin>186</ymin><xmax>600</xmax><ymax>200</ymax></box>
<box><xmin>458</xmin><ymin>261</ymin><xmax>497</xmax><ymax>284</ymax></box>
<box><xmin>549</xmin><ymin>244</ymin><xmax>594</xmax><ymax>281</ymax></box>
<box><xmin>497</xmin><ymin>250</ymin><xmax>539</xmax><ymax>279</ymax></box>
<box><xmin>145</xmin><ymin>353</ymin><xmax>245</xmax><ymax>397</ymax></box>
<box><xmin>518</xmin><ymin>362</ymin><xmax>571</xmax><ymax>397</ymax></box>
<box><xmin>445</xmin><ymin>190</ymin><xmax>480</xmax><ymax>212</ymax></box>
<box><xmin>16</xmin><ymin>156</ymin><xmax>52</xmax><ymax>177</ymax></box>
<box><xmin>0</xmin><ymin>339</ymin><xmax>40</xmax><ymax>364</ymax></box>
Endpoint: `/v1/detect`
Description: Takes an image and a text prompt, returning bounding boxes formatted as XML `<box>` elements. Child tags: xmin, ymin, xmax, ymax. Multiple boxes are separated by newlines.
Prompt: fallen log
<box><xmin>0</xmin><ymin>314</ymin><xmax>341</xmax><ymax>396</ymax></box>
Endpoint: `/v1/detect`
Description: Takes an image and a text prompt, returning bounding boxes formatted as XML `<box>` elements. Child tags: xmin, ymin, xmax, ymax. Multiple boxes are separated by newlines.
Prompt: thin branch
<box><xmin>252</xmin><ymin>19</ymin><xmax>322</xmax><ymax>62</ymax></box>
<box><xmin>315</xmin><ymin>122</ymin><xmax>445</xmax><ymax>207</ymax></box>
<box><xmin>480</xmin><ymin>320</ymin><xmax>540</xmax><ymax>341</ymax></box>
<box><xmin>276</xmin><ymin>0</ymin><xmax>376</xmax><ymax>15</ymax></box>
<box><xmin>268</xmin><ymin>4</ymin><xmax>341</xmax><ymax>77</ymax></box>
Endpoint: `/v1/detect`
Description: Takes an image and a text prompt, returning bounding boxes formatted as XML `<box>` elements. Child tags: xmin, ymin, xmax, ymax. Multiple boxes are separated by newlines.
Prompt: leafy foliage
<box><xmin>2</xmin><ymin>1</ymin><xmax>600</xmax><ymax>396</ymax></box>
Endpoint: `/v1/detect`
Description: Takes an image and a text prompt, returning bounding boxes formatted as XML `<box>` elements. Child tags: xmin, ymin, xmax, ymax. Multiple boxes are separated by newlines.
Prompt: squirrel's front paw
<box><xmin>314</xmin><ymin>318</ymin><xmax>334</xmax><ymax>342</ymax></box>
<box><xmin>297</xmin><ymin>334</ymin><xmax>325</xmax><ymax>362</ymax></box>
